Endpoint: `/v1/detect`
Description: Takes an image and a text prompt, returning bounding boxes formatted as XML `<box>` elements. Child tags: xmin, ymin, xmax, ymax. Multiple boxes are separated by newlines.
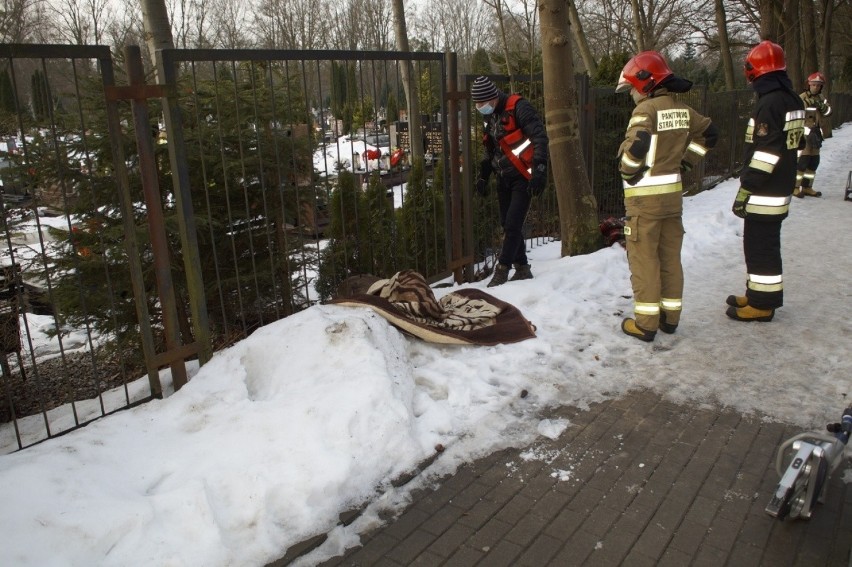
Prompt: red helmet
<box><xmin>615</xmin><ymin>51</ymin><xmax>673</xmax><ymax>94</ymax></box>
<box><xmin>744</xmin><ymin>40</ymin><xmax>785</xmax><ymax>82</ymax></box>
<box><xmin>807</xmin><ymin>72</ymin><xmax>826</xmax><ymax>84</ymax></box>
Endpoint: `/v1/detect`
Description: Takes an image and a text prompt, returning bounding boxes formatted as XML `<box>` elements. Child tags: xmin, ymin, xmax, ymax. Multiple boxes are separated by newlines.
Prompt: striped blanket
<box><xmin>331</xmin><ymin>270</ymin><xmax>536</xmax><ymax>345</ymax></box>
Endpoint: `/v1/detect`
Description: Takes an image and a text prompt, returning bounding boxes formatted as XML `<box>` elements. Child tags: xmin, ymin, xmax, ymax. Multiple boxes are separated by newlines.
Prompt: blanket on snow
<box><xmin>331</xmin><ymin>270</ymin><xmax>536</xmax><ymax>345</ymax></box>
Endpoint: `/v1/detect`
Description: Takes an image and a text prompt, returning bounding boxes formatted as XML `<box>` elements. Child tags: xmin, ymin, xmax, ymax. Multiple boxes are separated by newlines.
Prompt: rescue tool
<box><xmin>765</xmin><ymin>405</ymin><xmax>852</xmax><ymax>520</ymax></box>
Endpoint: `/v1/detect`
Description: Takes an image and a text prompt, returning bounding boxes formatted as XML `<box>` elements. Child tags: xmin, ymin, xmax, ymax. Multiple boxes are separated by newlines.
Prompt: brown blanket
<box><xmin>331</xmin><ymin>270</ymin><xmax>536</xmax><ymax>345</ymax></box>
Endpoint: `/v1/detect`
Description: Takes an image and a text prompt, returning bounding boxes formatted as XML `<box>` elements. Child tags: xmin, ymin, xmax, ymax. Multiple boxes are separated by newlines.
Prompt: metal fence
<box><xmin>1</xmin><ymin>42</ymin><xmax>851</xmax><ymax>452</ymax></box>
<box><xmin>0</xmin><ymin>44</ymin><xmax>160</xmax><ymax>453</ymax></box>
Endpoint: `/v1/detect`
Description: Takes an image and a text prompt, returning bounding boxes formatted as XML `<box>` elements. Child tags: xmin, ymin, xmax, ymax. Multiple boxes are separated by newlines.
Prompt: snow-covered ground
<box><xmin>0</xmin><ymin>124</ymin><xmax>850</xmax><ymax>567</ymax></box>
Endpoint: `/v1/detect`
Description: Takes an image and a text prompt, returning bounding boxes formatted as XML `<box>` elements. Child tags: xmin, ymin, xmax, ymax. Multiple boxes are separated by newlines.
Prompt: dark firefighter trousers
<box><xmin>743</xmin><ymin>218</ymin><xmax>784</xmax><ymax>309</ymax></box>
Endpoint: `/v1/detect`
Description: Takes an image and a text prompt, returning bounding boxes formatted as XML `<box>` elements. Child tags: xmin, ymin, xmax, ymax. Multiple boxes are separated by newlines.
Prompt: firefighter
<box><xmin>615</xmin><ymin>51</ymin><xmax>718</xmax><ymax>342</ymax></box>
<box><xmin>473</xmin><ymin>76</ymin><xmax>549</xmax><ymax>287</ymax></box>
<box><xmin>793</xmin><ymin>72</ymin><xmax>832</xmax><ymax>198</ymax></box>
<box><xmin>726</xmin><ymin>40</ymin><xmax>805</xmax><ymax>322</ymax></box>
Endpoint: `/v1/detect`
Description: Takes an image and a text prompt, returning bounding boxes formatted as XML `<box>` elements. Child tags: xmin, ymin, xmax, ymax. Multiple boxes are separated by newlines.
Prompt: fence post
<box><xmin>460</xmin><ymin>75</ymin><xmax>474</xmax><ymax>283</ymax></box>
<box><xmin>446</xmin><ymin>53</ymin><xmax>464</xmax><ymax>283</ymax></box>
<box><xmin>156</xmin><ymin>48</ymin><xmax>213</xmax><ymax>368</ymax></box>
<box><xmin>101</xmin><ymin>49</ymin><xmax>162</xmax><ymax>398</ymax></box>
<box><xmin>125</xmin><ymin>45</ymin><xmax>189</xmax><ymax>390</ymax></box>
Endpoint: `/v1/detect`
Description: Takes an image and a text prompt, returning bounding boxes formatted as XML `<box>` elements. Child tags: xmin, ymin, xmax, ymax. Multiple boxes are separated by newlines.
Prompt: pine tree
<box><xmin>0</xmin><ymin>69</ymin><xmax>16</xmax><ymax>134</ymax></box>
<box><xmin>30</xmin><ymin>70</ymin><xmax>51</xmax><ymax>123</ymax></box>
<box><xmin>397</xmin><ymin>158</ymin><xmax>445</xmax><ymax>275</ymax></box>
<box><xmin>44</xmin><ymin>60</ymin><xmax>319</xmax><ymax>360</ymax></box>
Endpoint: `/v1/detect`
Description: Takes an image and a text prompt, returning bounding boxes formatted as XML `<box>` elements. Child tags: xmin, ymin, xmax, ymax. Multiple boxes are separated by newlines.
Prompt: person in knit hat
<box><xmin>472</xmin><ymin>76</ymin><xmax>549</xmax><ymax>287</ymax></box>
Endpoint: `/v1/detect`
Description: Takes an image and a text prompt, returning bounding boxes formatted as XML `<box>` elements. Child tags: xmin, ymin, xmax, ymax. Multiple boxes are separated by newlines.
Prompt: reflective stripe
<box><xmin>621</xmin><ymin>154</ymin><xmax>643</xmax><ymax>168</ymax></box>
<box><xmin>748</xmin><ymin>195</ymin><xmax>790</xmax><ymax>205</ymax></box>
<box><xmin>744</xmin><ymin>194</ymin><xmax>791</xmax><ymax>216</ymax></box>
<box><xmin>660</xmin><ymin>298</ymin><xmax>682</xmax><ymax>311</ymax></box>
<box><xmin>750</xmin><ymin>274</ymin><xmax>782</xmax><ymax>284</ymax></box>
<box><xmin>624</xmin><ymin>183</ymin><xmax>681</xmax><ymax>198</ymax></box>
<box><xmin>745</xmin><ymin>118</ymin><xmax>755</xmax><ymax>144</ymax></box>
<box><xmin>629</xmin><ymin>115</ymin><xmax>649</xmax><ymax>127</ymax></box>
<box><xmin>749</xmin><ymin>150</ymin><xmax>779</xmax><ymax>173</ymax></box>
<box><xmin>803</xmin><ymin>172</ymin><xmax>815</xmax><ymax>181</ymax></box>
<box><xmin>513</xmin><ymin>138</ymin><xmax>531</xmax><ymax>157</ymax></box>
<box><xmin>804</xmin><ymin>126</ymin><xmax>812</xmax><ymax>135</ymax></box>
<box><xmin>805</xmin><ymin>106</ymin><xmax>818</xmax><ymax>112</ymax></box>
<box><xmin>748</xmin><ymin>273</ymin><xmax>783</xmax><ymax>293</ymax></box>
<box><xmin>687</xmin><ymin>142</ymin><xmax>707</xmax><ymax>156</ymax></box>
<box><xmin>785</xmin><ymin>110</ymin><xmax>806</xmax><ymax>125</ymax></box>
<box><xmin>647</xmin><ymin>134</ymin><xmax>658</xmax><ymax>167</ymax></box>
<box><xmin>631</xmin><ymin>173</ymin><xmax>679</xmax><ymax>188</ymax></box>
<box><xmin>512</xmin><ymin>139</ymin><xmax>533</xmax><ymax>175</ymax></box>
<box><xmin>635</xmin><ymin>302</ymin><xmax>660</xmax><ymax>315</ymax></box>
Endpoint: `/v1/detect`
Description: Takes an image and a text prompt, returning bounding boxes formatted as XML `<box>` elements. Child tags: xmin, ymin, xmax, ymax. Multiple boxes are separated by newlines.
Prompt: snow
<box><xmin>1</xmin><ymin>123</ymin><xmax>851</xmax><ymax>566</ymax></box>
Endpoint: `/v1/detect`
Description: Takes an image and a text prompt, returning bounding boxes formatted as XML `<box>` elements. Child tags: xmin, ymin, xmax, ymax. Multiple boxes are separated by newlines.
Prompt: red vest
<box><xmin>495</xmin><ymin>95</ymin><xmax>535</xmax><ymax>179</ymax></box>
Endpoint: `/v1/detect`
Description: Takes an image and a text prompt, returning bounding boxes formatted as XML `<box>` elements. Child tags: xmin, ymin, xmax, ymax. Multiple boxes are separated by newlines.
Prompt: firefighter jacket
<box><xmin>483</xmin><ymin>93</ymin><xmax>549</xmax><ymax>180</ymax></box>
<box><xmin>739</xmin><ymin>73</ymin><xmax>805</xmax><ymax>220</ymax></box>
<box><xmin>799</xmin><ymin>90</ymin><xmax>832</xmax><ymax>155</ymax></box>
<box><xmin>617</xmin><ymin>87</ymin><xmax>715</xmax><ymax>218</ymax></box>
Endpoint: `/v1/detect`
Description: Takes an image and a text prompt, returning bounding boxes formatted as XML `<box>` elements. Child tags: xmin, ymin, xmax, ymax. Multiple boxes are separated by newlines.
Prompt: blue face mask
<box><xmin>476</xmin><ymin>103</ymin><xmax>494</xmax><ymax>115</ymax></box>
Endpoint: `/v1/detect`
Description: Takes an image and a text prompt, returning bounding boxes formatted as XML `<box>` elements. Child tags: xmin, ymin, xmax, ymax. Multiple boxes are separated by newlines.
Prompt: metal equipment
<box><xmin>766</xmin><ymin>406</ymin><xmax>852</xmax><ymax>520</ymax></box>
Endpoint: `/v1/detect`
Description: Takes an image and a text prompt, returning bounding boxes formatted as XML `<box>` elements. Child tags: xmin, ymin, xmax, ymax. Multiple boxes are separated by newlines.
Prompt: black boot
<box><xmin>659</xmin><ymin>311</ymin><xmax>678</xmax><ymax>334</ymax></box>
<box><xmin>487</xmin><ymin>263</ymin><xmax>510</xmax><ymax>287</ymax></box>
<box><xmin>509</xmin><ymin>263</ymin><xmax>533</xmax><ymax>281</ymax></box>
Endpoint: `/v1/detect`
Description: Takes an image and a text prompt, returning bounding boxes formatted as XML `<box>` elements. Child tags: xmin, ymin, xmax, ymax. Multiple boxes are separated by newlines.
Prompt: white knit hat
<box><xmin>471</xmin><ymin>77</ymin><xmax>499</xmax><ymax>102</ymax></box>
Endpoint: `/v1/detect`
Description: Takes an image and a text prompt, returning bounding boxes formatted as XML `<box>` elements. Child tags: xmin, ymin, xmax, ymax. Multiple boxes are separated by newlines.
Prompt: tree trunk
<box><xmin>819</xmin><ymin>0</ymin><xmax>833</xmax><ymax>138</ymax></box>
<box><xmin>630</xmin><ymin>0</ymin><xmax>645</xmax><ymax>51</ymax></box>
<box><xmin>801</xmin><ymin>0</ymin><xmax>818</xmax><ymax>76</ymax></box>
<box><xmin>714</xmin><ymin>0</ymin><xmax>736</xmax><ymax>90</ymax></box>
<box><xmin>539</xmin><ymin>0</ymin><xmax>599</xmax><ymax>257</ymax></box>
<box><xmin>779</xmin><ymin>0</ymin><xmax>802</xmax><ymax>88</ymax></box>
<box><xmin>567</xmin><ymin>0</ymin><xmax>596</xmax><ymax>76</ymax></box>
<box><xmin>759</xmin><ymin>0</ymin><xmax>780</xmax><ymax>40</ymax></box>
<box><xmin>141</xmin><ymin>0</ymin><xmax>175</xmax><ymax>82</ymax></box>
<box><xmin>819</xmin><ymin>0</ymin><xmax>833</xmax><ymax>89</ymax></box>
<box><xmin>391</xmin><ymin>0</ymin><xmax>424</xmax><ymax>160</ymax></box>
<box><xmin>494</xmin><ymin>0</ymin><xmax>516</xmax><ymax>91</ymax></box>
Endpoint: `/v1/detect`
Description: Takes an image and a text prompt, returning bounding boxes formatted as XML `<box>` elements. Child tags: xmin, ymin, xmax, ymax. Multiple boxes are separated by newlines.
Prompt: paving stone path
<box><xmin>319</xmin><ymin>389</ymin><xmax>852</xmax><ymax>566</ymax></box>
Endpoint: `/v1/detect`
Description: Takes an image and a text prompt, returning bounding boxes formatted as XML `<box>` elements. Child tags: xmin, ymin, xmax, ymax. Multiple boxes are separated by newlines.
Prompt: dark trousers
<box><xmin>796</xmin><ymin>154</ymin><xmax>821</xmax><ymax>188</ymax></box>
<box><xmin>743</xmin><ymin>218</ymin><xmax>784</xmax><ymax>309</ymax></box>
<box><xmin>496</xmin><ymin>172</ymin><xmax>532</xmax><ymax>266</ymax></box>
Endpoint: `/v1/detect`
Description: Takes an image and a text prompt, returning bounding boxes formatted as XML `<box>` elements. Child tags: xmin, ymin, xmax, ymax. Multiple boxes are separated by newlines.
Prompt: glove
<box><xmin>475</xmin><ymin>177</ymin><xmax>489</xmax><ymax>197</ymax></box>
<box><xmin>732</xmin><ymin>187</ymin><xmax>751</xmax><ymax>218</ymax></box>
<box><xmin>680</xmin><ymin>160</ymin><xmax>693</xmax><ymax>173</ymax></box>
<box><xmin>622</xmin><ymin>165</ymin><xmax>649</xmax><ymax>186</ymax></box>
<box><xmin>476</xmin><ymin>158</ymin><xmax>493</xmax><ymax>197</ymax></box>
<box><xmin>528</xmin><ymin>163</ymin><xmax>547</xmax><ymax>196</ymax></box>
<box><xmin>479</xmin><ymin>158</ymin><xmax>493</xmax><ymax>182</ymax></box>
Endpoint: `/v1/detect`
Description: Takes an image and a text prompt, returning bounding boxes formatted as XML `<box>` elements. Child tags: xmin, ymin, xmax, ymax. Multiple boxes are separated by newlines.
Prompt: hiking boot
<box><xmin>509</xmin><ymin>264</ymin><xmax>533</xmax><ymax>281</ymax></box>
<box><xmin>726</xmin><ymin>304</ymin><xmax>775</xmax><ymax>322</ymax></box>
<box><xmin>793</xmin><ymin>187</ymin><xmax>804</xmax><ymax>198</ymax></box>
<box><xmin>659</xmin><ymin>311</ymin><xmax>678</xmax><ymax>334</ymax></box>
<box><xmin>725</xmin><ymin>295</ymin><xmax>748</xmax><ymax>308</ymax></box>
<box><xmin>802</xmin><ymin>187</ymin><xmax>822</xmax><ymax>197</ymax></box>
<box><xmin>621</xmin><ymin>318</ymin><xmax>656</xmax><ymax>342</ymax></box>
<box><xmin>487</xmin><ymin>263</ymin><xmax>510</xmax><ymax>287</ymax></box>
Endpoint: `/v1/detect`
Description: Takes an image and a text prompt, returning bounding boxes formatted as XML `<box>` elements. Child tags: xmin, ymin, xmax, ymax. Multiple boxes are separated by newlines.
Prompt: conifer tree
<box><xmin>397</xmin><ymin>158</ymin><xmax>445</xmax><ymax>275</ymax></box>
